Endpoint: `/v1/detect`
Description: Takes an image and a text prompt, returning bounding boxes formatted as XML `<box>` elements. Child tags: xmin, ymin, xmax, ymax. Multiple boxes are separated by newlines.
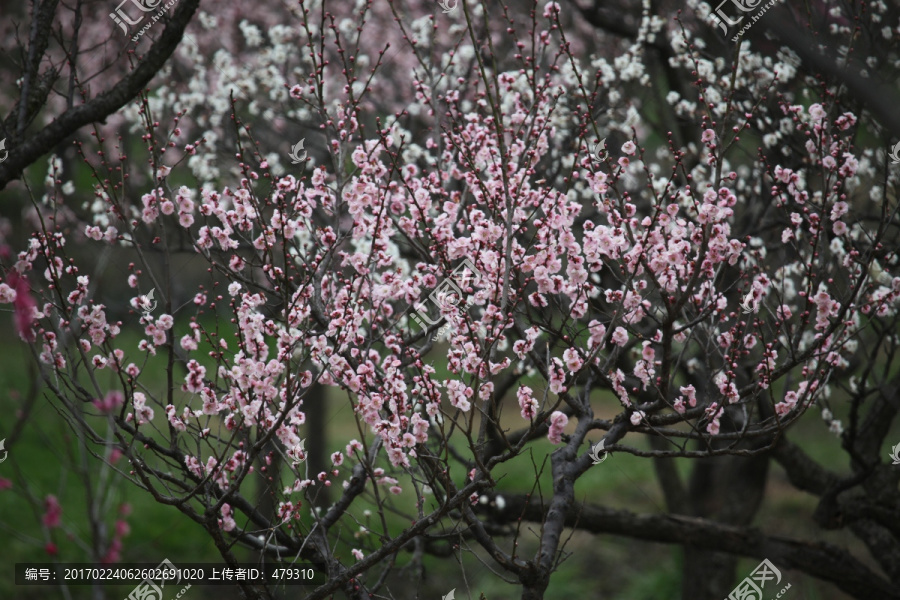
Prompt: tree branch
<box><xmin>0</xmin><ymin>0</ymin><xmax>202</xmax><ymax>190</ymax></box>
<box><xmin>488</xmin><ymin>493</ymin><xmax>900</xmax><ymax>600</ymax></box>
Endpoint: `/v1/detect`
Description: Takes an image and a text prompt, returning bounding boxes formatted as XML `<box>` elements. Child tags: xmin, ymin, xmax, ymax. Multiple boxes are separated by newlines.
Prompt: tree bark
<box><xmin>306</xmin><ymin>383</ymin><xmax>330</xmax><ymax>508</ymax></box>
<box><xmin>682</xmin><ymin>451</ymin><xmax>770</xmax><ymax>600</ymax></box>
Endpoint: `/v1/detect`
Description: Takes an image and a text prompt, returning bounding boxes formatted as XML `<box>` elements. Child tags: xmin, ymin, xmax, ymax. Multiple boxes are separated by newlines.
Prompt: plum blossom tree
<box><xmin>1</xmin><ymin>0</ymin><xmax>900</xmax><ymax>599</ymax></box>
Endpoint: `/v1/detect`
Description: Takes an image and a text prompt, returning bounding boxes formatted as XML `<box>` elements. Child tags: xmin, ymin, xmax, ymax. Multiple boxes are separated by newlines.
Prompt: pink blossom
<box><xmin>611</xmin><ymin>327</ymin><xmax>628</xmax><ymax>346</ymax></box>
<box><xmin>346</xmin><ymin>439</ymin><xmax>363</xmax><ymax>456</ymax></box>
<box><xmin>840</xmin><ymin>153</ymin><xmax>859</xmax><ymax>177</ymax></box>
<box><xmin>277</xmin><ymin>501</ymin><xmax>296</xmax><ymax>522</ymax></box>
<box><xmin>0</xmin><ymin>282</ymin><xmax>15</xmax><ymax>303</ymax></box>
<box><xmin>446</xmin><ymin>379</ymin><xmax>473</xmax><ymax>412</ymax></box>
<box><xmin>184</xmin><ymin>359</ymin><xmax>206</xmax><ymax>393</ymax></box>
<box><xmin>518</xmin><ymin>386</ymin><xmax>539</xmax><ymax>420</ymax></box>
<box><xmin>180</xmin><ymin>334</ymin><xmax>198</xmax><ymax>351</ymax></box>
<box><xmin>93</xmin><ymin>390</ymin><xmax>124</xmax><ymax>414</ymax></box>
<box><xmin>830</xmin><ymin>201</ymin><xmax>848</xmax><ymax>220</ymax></box>
<box><xmin>166</xmin><ymin>405</ymin><xmax>187</xmax><ymax>432</ymax></box>
<box><xmin>387</xmin><ymin>446</ymin><xmax>409</xmax><ymax>468</ymax></box>
<box><xmin>542</xmin><ymin>1</ymin><xmax>561</xmax><ymax>18</ymax></box>
<box><xmin>808</xmin><ymin>103</ymin><xmax>826</xmax><ymax>122</ymax></box>
<box><xmin>776</xmin><ymin>391</ymin><xmax>799</xmax><ymax>416</ymax></box>
<box><xmin>835</xmin><ymin>112</ymin><xmax>857</xmax><ymax>130</ymax></box>
<box><xmin>562</xmin><ymin>348</ymin><xmax>583</xmax><ymax>373</ymax></box>
<box><xmin>132</xmin><ymin>392</ymin><xmax>154</xmax><ymax>425</ymax></box>
<box><xmin>5</xmin><ymin>270</ymin><xmax>37</xmax><ymax>342</ymax></box>
<box><xmin>680</xmin><ymin>385</ymin><xmax>697</xmax><ymax>407</ymax></box>
<box><xmin>548</xmin><ymin>358</ymin><xmax>567</xmax><ymax>394</ymax></box>
<box><xmin>42</xmin><ymin>495</ymin><xmax>62</xmax><ymax>528</ymax></box>
<box><xmin>219</xmin><ymin>503</ymin><xmax>236</xmax><ymax>532</ymax></box>
<box><xmin>634</xmin><ymin>360</ymin><xmax>653</xmax><ymax>389</ymax></box>
<box><xmin>141</xmin><ymin>206</ymin><xmax>159</xmax><ymax>223</ymax></box>
<box><xmin>100</xmin><ymin>540</ymin><xmax>123</xmax><ymax>564</ymax></box>
<box><xmin>588</xmin><ymin>320</ymin><xmax>606</xmax><ymax>348</ymax></box>
<box><xmin>547</xmin><ymin>411</ymin><xmax>568</xmax><ymax>445</ymax></box>
<box><xmin>704</xmin><ymin>403</ymin><xmax>724</xmax><ymax>435</ymax></box>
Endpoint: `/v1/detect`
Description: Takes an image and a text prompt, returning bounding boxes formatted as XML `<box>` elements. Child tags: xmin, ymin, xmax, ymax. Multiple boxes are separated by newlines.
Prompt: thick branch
<box><xmin>488</xmin><ymin>493</ymin><xmax>900</xmax><ymax>600</ymax></box>
<box><xmin>770</xmin><ymin>437</ymin><xmax>841</xmax><ymax>496</ymax></box>
<box><xmin>0</xmin><ymin>0</ymin><xmax>202</xmax><ymax>190</ymax></box>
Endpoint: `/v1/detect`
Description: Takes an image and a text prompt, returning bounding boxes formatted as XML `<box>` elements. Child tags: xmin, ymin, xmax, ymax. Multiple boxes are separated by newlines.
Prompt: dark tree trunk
<box><xmin>681</xmin><ymin>447</ymin><xmax>770</xmax><ymax>599</ymax></box>
<box><xmin>306</xmin><ymin>382</ymin><xmax>330</xmax><ymax>508</ymax></box>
